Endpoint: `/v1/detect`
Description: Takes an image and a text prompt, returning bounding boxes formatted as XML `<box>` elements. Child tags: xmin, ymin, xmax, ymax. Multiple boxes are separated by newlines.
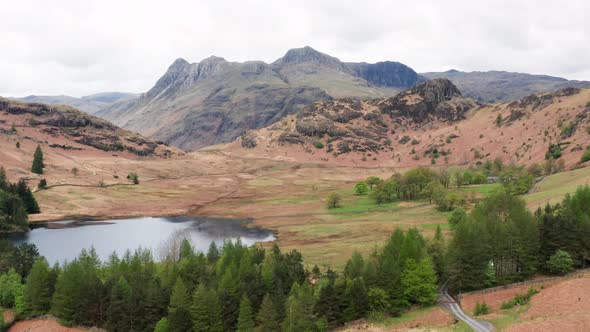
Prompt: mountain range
<box><xmin>14</xmin><ymin>92</ymin><xmax>138</xmax><ymax>115</ymax></box>
<box><xmin>10</xmin><ymin>47</ymin><xmax>590</xmax><ymax>151</ymax></box>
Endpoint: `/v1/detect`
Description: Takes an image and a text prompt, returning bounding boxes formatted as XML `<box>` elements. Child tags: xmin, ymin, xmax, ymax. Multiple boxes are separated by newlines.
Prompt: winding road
<box><xmin>438</xmin><ymin>283</ymin><xmax>494</xmax><ymax>332</ymax></box>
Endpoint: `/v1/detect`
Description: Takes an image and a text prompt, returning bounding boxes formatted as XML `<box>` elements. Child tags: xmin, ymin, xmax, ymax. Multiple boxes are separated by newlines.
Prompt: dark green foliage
<box><xmin>546</xmin><ymin>144</ymin><xmax>563</xmax><ymax>160</ymax></box>
<box><xmin>448</xmin><ymin>208</ymin><xmax>467</xmax><ymax>229</ymax></box>
<box><xmin>536</xmin><ymin>186</ymin><xmax>590</xmax><ymax>268</ymax></box>
<box><xmin>15</xmin><ymin>180</ymin><xmax>40</xmax><ymax>214</ymax></box>
<box><xmin>23</xmin><ymin>258</ymin><xmax>53</xmax><ymax>316</ymax></box>
<box><xmin>500</xmin><ymin>287</ymin><xmax>538</xmax><ymax>309</ymax></box>
<box><xmin>582</xmin><ymin>148</ymin><xmax>590</xmax><ymax>163</ymax></box>
<box><xmin>167</xmin><ymin>278</ymin><xmax>192</xmax><ymax>332</ymax></box>
<box><xmin>127</xmin><ymin>172</ymin><xmax>139</xmax><ymax>185</ymax></box>
<box><xmin>314</xmin><ymin>141</ymin><xmax>324</xmax><ymax>149</ymax></box>
<box><xmin>191</xmin><ymin>284</ymin><xmax>223</xmax><ymax>332</ymax></box>
<box><xmin>474</xmin><ymin>301</ymin><xmax>489</xmax><ymax>316</ymax></box>
<box><xmin>31</xmin><ymin>145</ymin><xmax>44</xmax><ymax>174</ymax></box>
<box><xmin>237</xmin><ymin>295</ymin><xmax>255</xmax><ymax>332</ymax></box>
<box><xmin>546</xmin><ymin>250</ymin><xmax>574</xmax><ymax>275</ymax></box>
<box><xmin>496</xmin><ymin>114</ymin><xmax>502</xmax><ymax>126</ymax></box>
<box><xmin>256</xmin><ymin>293</ymin><xmax>281</xmax><ymax>332</ymax></box>
<box><xmin>428</xmin><ymin>226</ymin><xmax>447</xmax><ymax>280</ymax></box>
<box><xmin>450</xmin><ymin>190</ymin><xmax>540</xmax><ymax>289</ymax></box>
<box><xmin>344</xmin><ymin>277</ymin><xmax>368</xmax><ymax>320</ymax></box>
<box><xmin>38</xmin><ymin>179</ymin><xmax>47</xmax><ymax>189</ymax></box>
<box><xmin>107</xmin><ymin>277</ymin><xmax>132</xmax><ymax>332</ymax></box>
<box><xmin>0</xmin><ymin>242</ymin><xmax>39</xmax><ymax>277</ymax></box>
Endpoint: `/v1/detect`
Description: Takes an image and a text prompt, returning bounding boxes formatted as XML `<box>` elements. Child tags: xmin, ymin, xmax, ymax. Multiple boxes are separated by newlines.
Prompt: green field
<box><xmin>525</xmin><ymin>166</ymin><xmax>590</xmax><ymax>208</ymax></box>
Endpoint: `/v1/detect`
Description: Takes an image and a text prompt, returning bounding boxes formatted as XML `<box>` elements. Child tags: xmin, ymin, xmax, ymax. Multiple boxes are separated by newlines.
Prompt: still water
<box><xmin>5</xmin><ymin>216</ymin><xmax>275</xmax><ymax>265</ymax></box>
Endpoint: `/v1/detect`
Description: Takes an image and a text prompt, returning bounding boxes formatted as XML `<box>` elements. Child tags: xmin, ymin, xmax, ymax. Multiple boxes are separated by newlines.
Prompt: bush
<box><xmin>501</xmin><ymin>286</ymin><xmax>538</xmax><ymax>309</ymax></box>
<box><xmin>546</xmin><ymin>250</ymin><xmax>574</xmax><ymax>275</ymax></box>
<box><xmin>474</xmin><ymin>301</ymin><xmax>490</xmax><ymax>316</ymax></box>
<box><xmin>354</xmin><ymin>182</ymin><xmax>369</xmax><ymax>195</ymax></box>
<box><xmin>582</xmin><ymin>149</ymin><xmax>590</xmax><ymax>163</ymax></box>
<box><xmin>127</xmin><ymin>172</ymin><xmax>139</xmax><ymax>185</ymax></box>
<box><xmin>38</xmin><ymin>179</ymin><xmax>47</xmax><ymax>189</ymax></box>
<box><xmin>326</xmin><ymin>193</ymin><xmax>342</xmax><ymax>209</ymax></box>
<box><xmin>314</xmin><ymin>141</ymin><xmax>324</xmax><ymax>149</ymax></box>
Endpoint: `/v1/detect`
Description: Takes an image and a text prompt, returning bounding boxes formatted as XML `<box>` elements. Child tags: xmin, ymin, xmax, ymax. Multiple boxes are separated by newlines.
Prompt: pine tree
<box><xmin>107</xmin><ymin>277</ymin><xmax>132</xmax><ymax>332</ymax></box>
<box><xmin>167</xmin><ymin>278</ymin><xmax>192</xmax><ymax>332</ymax></box>
<box><xmin>237</xmin><ymin>295</ymin><xmax>255</xmax><ymax>332</ymax></box>
<box><xmin>0</xmin><ymin>167</ymin><xmax>7</xmax><ymax>191</ymax></box>
<box><xmin>427</xmin><ymin>225</ymin><xmax>447</xmax><ymax>280</ymax></box>
<box><xmin>343</xmin><ymin>277</ymin><xmax>368</xmax><ymax>321</ymax></box>
<box><xmin>191</xmin><ymin>284</ymin><xmax>223</xmax><ymax>332</ymax></box>
<box><xmin>283</xmin><ymin>282</ymin><xmax>316</xmax><ymax>332</ymax></box>
<box><xmin>15</xmin><ymin>179</ymin><xmax>40</xmax><ymax>214</ymax></box>
<box><xmin>255</xmin><ymin>293</ymin><xmax>280</xmax><ymax>332</ymax></box>
<box><xmin>207</xmin><ymin>242</ymin><xmax>220</xmax><ymax>263</ymax></box>
<box><xmin>31</xmin><ymin>145</ymin><xmax>44</xmax><ymax>174</ymax></box>
<box><xmin>23</xmin><ymin>258</ymin><xmax>52</xmax><ymax>315</ymax></box>
<box><xmin>401</xmin><ymin>258</ymin><xmax>438</xmax><ymax>305</ymax></box>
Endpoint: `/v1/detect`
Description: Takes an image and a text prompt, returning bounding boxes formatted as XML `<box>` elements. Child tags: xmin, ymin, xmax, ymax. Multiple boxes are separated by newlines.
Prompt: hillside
<box><xmin>14</xmin><ymin>92</ymin><xmax>138</xmax><ymax>114</ymax></box>
<box><xmin>96</xmin><ymin>47</ymin><xmax>423</xmax><ymax>150</ymax></box>
<box><xmin>422</xmin><ymin>70</ymin><xmax>590</xmax><ymax>103</ymax></box>
<box><xmin>227</xmin><ymin>79</ymin><xmax>590</xmax><ymax>170</ymax></box>
<box><xmin>0</xmin><ymin>98</ymin><xmax>179</xmax><ymax>181</ymax></box>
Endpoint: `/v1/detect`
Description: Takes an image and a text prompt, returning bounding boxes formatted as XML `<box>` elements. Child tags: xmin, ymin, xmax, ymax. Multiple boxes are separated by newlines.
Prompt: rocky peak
<box><xmin>380</xmin><ymin>78</ymin><xmax>477</xmax><ymax>123</ymax></box>
<box><xmin>194</xmin><ymin>56</ymin><xmax>229</xmax><ymax>79</ymax></box>
<box><xmin>273</xmin><ymin>46</ymin><xmax>344</xmax><ymax>69</ymax></box>
<box><xmin>413</xmin><ymin>78</ymin><xmax>462</xmax><ymax>104</ymax></box>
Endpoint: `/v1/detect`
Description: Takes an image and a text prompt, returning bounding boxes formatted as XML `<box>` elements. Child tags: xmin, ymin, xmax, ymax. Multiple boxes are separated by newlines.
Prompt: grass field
<box><xmin>525</xmin><ymin>166</ymin><xmax>590</xmax><ymax>208</ymax></box>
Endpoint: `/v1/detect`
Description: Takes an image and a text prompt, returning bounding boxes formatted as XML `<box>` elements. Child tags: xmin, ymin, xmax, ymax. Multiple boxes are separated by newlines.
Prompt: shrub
<box><xmin>314</xmin><ymin>141</ymin><xmax>324</xmax><ymax>149</ymax></box>
<box><xmin>38</xmin><ymin>179</ymin><xmax>47</xmax><ymax>189</ymax></box>
<box><xmin>127</xmin><ymin>172</ymin><xmax>139</xmax><ymax>185</ymax></box>
<box><xmin>326</xmin><ymin>193</ymin><xmax>342</xmax><ymax>209</ymax></box>
<box><xmin>71</xmin><ymin>167</ymin><xmax>79</xmax><ymax>176</ymax></box>
<box><xmin>501</xmin><ymin>287</ymin><xmax>538</xmax><ymax>309</ymax></box>
<box><xmin>546</xmin><ymin>250</ymin><xmax>574</xmax><ymax>275</ymax></box>
<box><xmin>354</xmin><ymin>182</ymin><xmax>369</xmax><ymax>195</ymax></box>
<box><xmin>582</xmin><ymin>149</ymin><xmax>590</xmax><ymax>163</ymax></box>
<box><xmin>474</xmin><ymin>301</ymin><xmax>490</xmax><ymax>316</ymax></box>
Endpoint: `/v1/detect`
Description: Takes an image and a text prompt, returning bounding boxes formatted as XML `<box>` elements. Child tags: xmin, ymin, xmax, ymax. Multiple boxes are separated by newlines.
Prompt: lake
<box><xmin>4</xmin><ymin>216</ymin><xmax>275</xmax><ymax>265</ymax></box>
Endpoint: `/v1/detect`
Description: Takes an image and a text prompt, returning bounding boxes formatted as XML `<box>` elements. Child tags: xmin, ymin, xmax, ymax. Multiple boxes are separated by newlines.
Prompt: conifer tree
<box><xmin>255</xmin><ymin>293</ymin><xmax>280</xmax><ymax>332</ymax></box>
<box><xmin>191</xmin><ymin>284</ymin><xmax>223</xmax><ymax>332</ymax></box>
<box><xmin>31</xmin><ymin>145</ymin><xmax>44</xmax><ymax>174</ymax></box>
<box><xmin>343</xmin><ymin>277</ymin><xmax>368</xmax><ymax>321</ymax></box>
<box><xmin>107</xmin><ymin>277</ymin><xmax>132</xmax><ymax>332</ymax></box>
<box><xmin>207</xmin><ymin>242</ymin><xmax>220</xmax><ymax>263</ymax></box>
<box><xmin>167</xmin><ymin>278</ymin><xmax>192</xmax><ymax>332</ymax></box>
<box><xmin>154</xmin><ymin>318</ymin><xmax>170</xmax><ymax>332</ymax></box>
<box><xmin>23</xmin><ymin>258</ymin><xmax>52</xmax><ymax>315</ymax></box>
<box><xmin>237</xmin><ymin>295</ymin><xmax>255</xmax><ymax>332</ymax></box>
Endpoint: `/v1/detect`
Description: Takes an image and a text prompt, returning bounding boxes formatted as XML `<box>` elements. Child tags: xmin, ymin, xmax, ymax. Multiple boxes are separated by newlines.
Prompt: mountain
<box><xmin>97</xmin><ymin>47</ymin><xmax>422</xmax><ymax>151</ymax></box>
<box><xmin>421</xmin><ymin>70</ymin><xmax>590</xmax><ymax>103</ymax></box>
<box><xmin>15</xmin><ymin>92</ymin><xmax>138</xmax><ymax>114</ymax></box>
<box><xmin>228</xmin><ymin>80</ymin><xmax>590</xmax><ymax>170</ymax></box>
<box><xmin>0</xmin><ymin>97</ymin><xmax>178</xmax><ymax>163</ymax></box>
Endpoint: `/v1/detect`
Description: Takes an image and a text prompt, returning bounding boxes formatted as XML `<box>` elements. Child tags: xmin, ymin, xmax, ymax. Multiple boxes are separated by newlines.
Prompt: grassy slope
<box><xmin>525</xmin><ymin>166</ymin><xmax>590</xmax><ymax>209</ymax></box>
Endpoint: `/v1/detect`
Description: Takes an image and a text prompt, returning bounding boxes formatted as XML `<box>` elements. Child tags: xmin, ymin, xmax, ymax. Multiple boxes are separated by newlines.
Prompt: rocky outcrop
<box><xmin>380</xmin><ymin>79</ymin><xmax>478</xmax><ymax>123</ymax></box>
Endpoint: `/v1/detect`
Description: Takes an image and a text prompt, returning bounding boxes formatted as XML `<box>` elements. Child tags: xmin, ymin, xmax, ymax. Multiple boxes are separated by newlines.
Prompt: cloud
<box><xmin>1</xmin><ymin>0</ymin><xmax>589</xmax><ymax>97</ymax></box>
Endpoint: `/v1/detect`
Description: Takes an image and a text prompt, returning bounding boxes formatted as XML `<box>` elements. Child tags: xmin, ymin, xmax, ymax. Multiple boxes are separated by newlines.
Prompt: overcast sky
<box><xmin>1</xmin><ymin>0</ymin><xmax>589</xmax><ymax>97</ymax></box>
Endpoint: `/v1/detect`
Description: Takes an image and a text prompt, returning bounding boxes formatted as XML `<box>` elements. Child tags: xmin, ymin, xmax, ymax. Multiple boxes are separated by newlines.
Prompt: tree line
<box><xmin>0</xmin><ymin>225</ymin><xmax>444</xmax><ymax>332</ymax></box>
<box><xmin>448</xmin><ymin>186</ymin><xmax>590</xmax><ymax>290</ymax></box>
<box><xmin>0</xmin><ymin>167</ymin><xmax>39</xmax><ymax>233</ymax></box>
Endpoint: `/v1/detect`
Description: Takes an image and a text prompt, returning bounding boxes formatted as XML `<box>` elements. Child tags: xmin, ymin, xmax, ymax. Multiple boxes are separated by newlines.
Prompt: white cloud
<box><xmin>1</xmin><ymin>0</ymin><xmax>589</xmax><ymax>97</ymax></box>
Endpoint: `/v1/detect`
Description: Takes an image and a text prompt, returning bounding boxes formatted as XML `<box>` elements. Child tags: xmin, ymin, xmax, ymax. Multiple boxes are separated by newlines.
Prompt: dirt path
<box><xmin>527</xmin><ymin>176</ymin><xmax>546</xmax><ymax>194</ymax></box>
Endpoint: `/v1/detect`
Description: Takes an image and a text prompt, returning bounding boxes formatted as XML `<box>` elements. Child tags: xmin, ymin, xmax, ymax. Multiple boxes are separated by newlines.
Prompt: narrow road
<box><xmin>438</xmin><ymin>284</ymin><xmax>494</xmax><ymax>332</ymax></box>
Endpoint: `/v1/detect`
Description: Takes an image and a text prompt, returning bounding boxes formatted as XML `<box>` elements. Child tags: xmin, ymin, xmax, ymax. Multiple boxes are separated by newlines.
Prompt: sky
<box><xmin>1</xmin><ymin>0</ymin><xmax>589</xmax><ymax>97</ymax></box>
